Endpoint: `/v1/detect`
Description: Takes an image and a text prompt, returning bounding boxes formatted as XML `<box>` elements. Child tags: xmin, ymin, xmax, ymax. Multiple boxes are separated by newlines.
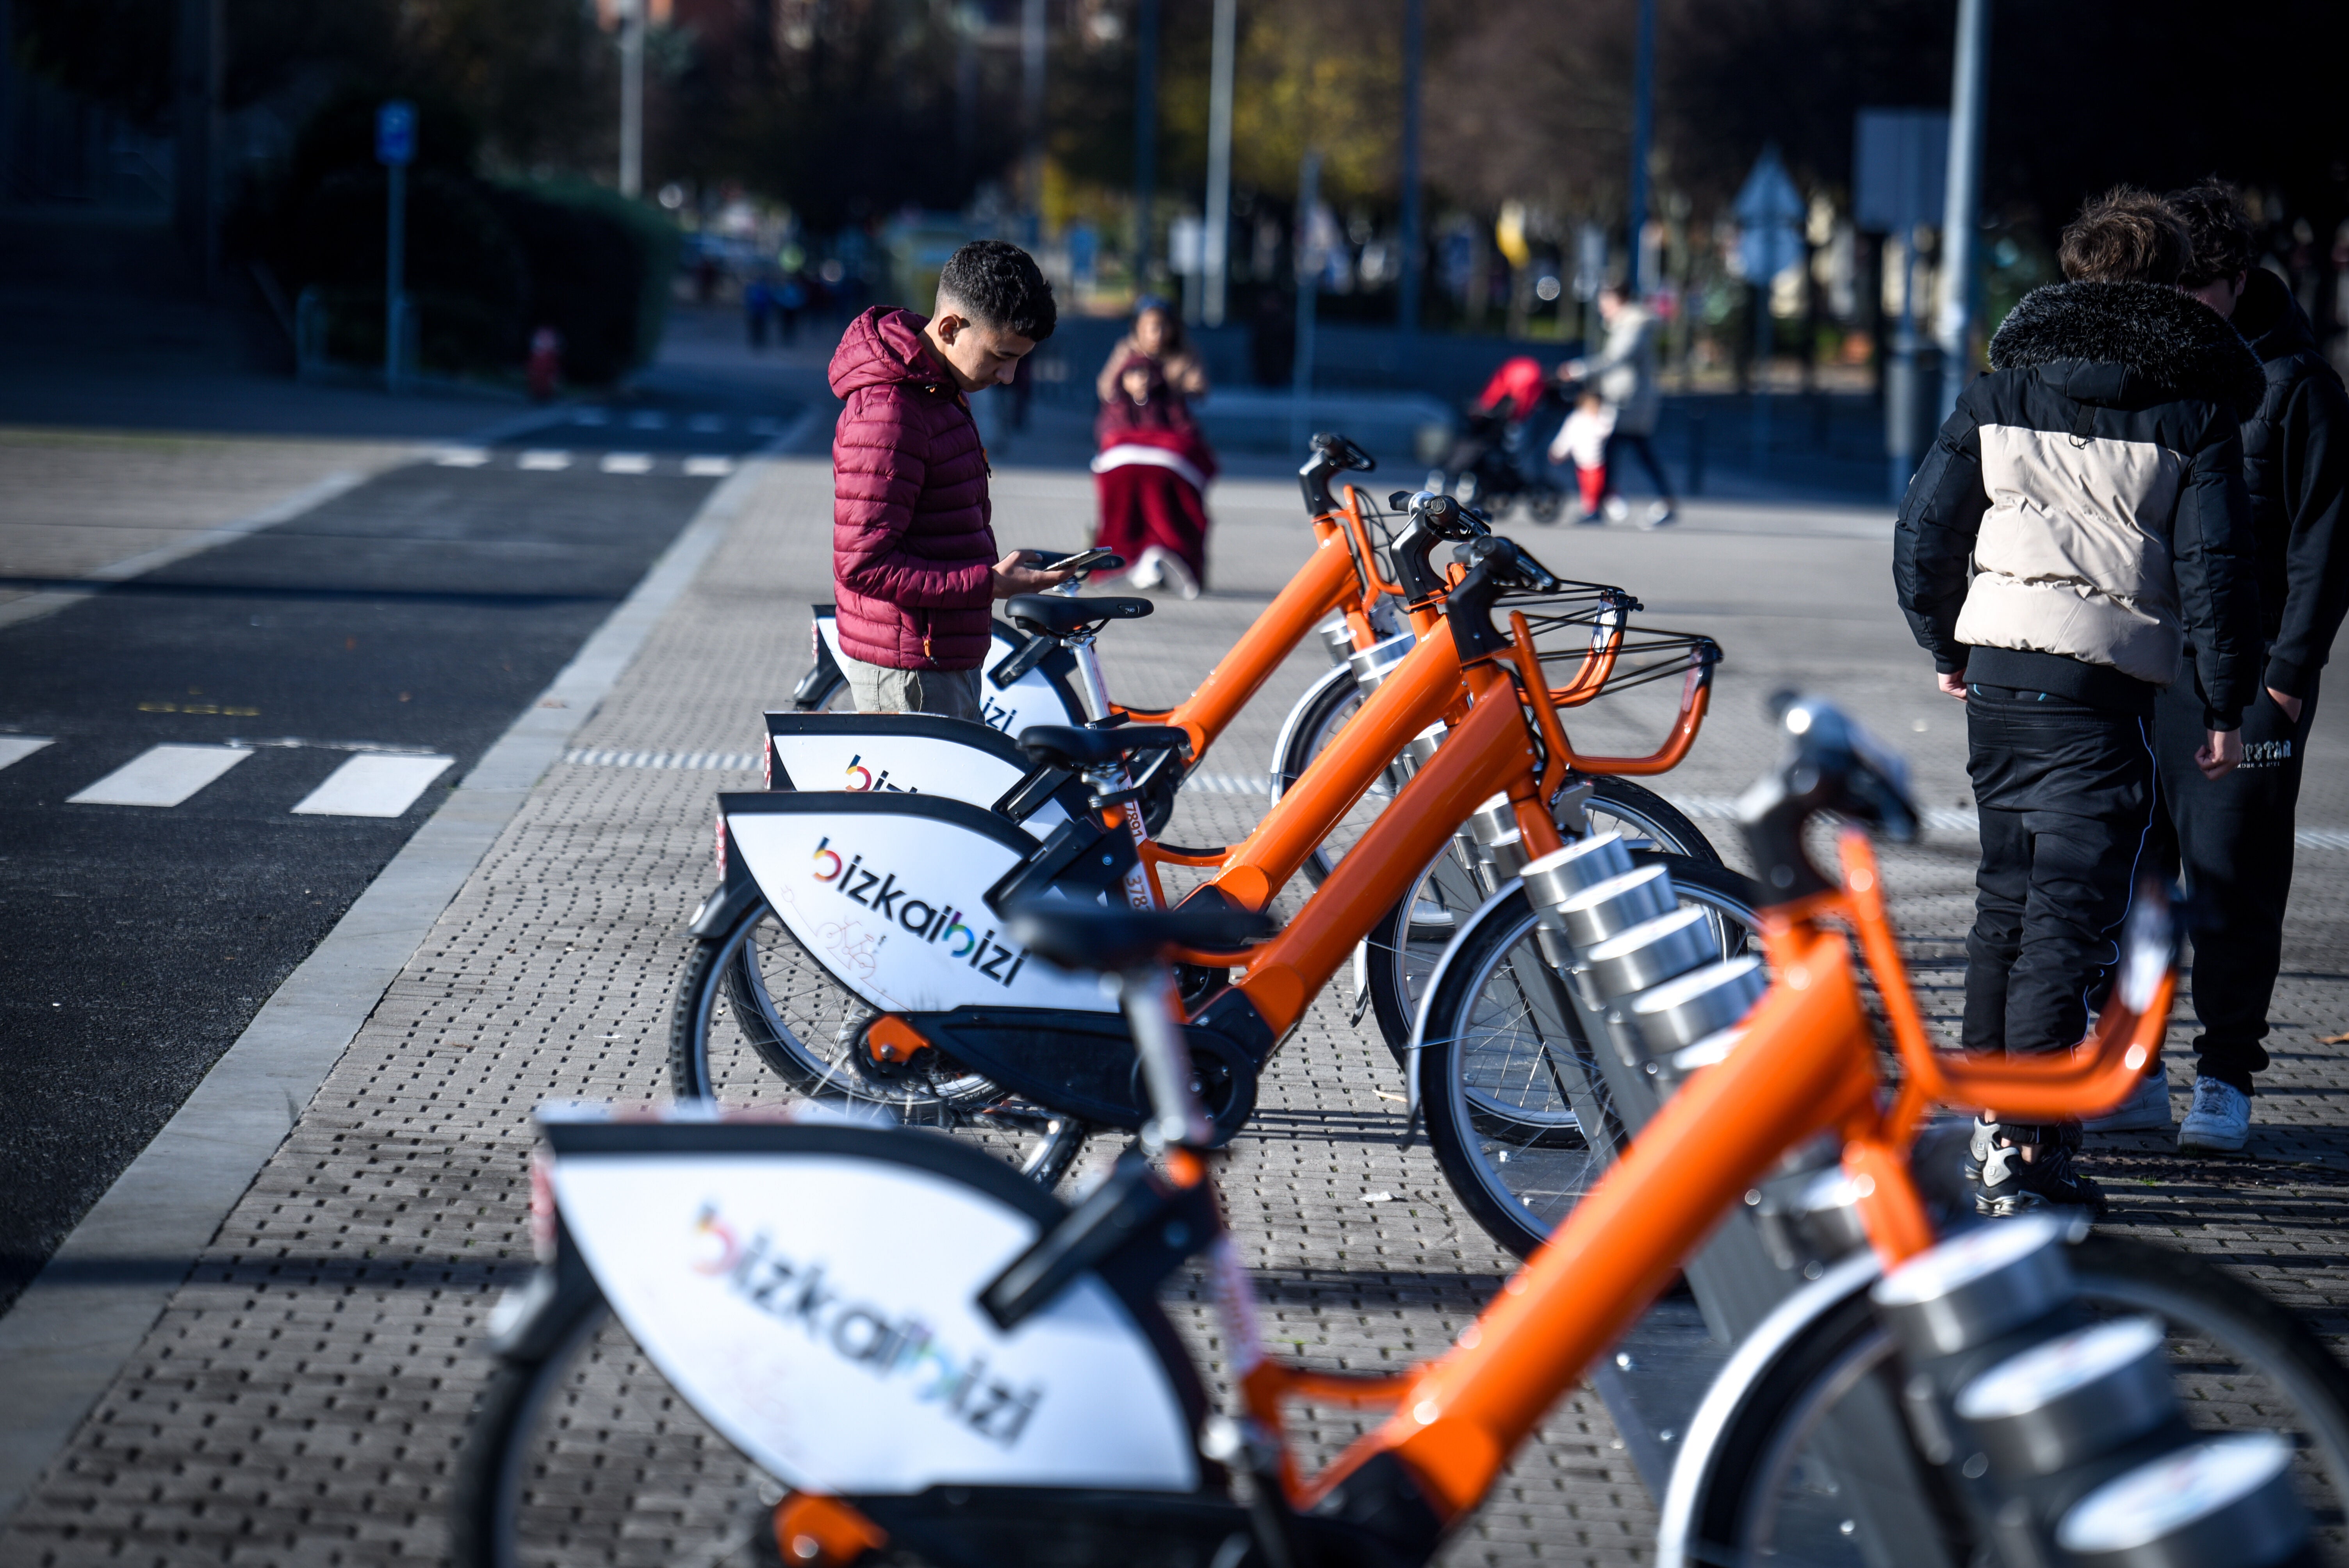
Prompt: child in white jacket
<box><xmin>1548</xmin><ymin>390</ymin><xmax>1616</xmax><ymax>522</ymax></box>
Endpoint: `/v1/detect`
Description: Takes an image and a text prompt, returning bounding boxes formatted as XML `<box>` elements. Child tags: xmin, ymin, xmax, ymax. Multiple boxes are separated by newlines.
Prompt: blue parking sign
<box><xmin>376</xmin><ymin>102</ymin><xmax>415</xmax><ymax>167</ymax></box>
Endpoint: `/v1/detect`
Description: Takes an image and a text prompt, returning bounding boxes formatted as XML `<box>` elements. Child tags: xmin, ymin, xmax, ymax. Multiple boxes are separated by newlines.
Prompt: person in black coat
<box><xmin>1893</xmin><ymin>188</ymin><xmax>2264</xmax><ymax>1216</ymax></box>
<box><xmin>2155</xmin><ymin>182</ymin><xmax>2349</xmax><ymax>1154</ymax></box>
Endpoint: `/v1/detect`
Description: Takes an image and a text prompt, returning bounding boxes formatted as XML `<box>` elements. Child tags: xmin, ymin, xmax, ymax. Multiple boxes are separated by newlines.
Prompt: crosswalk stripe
<box><xmin>518</xmin><ymin>450</ymin><xmax>572</xmax><ymax>471</ymax></box>
<box><xmin>68</xmin><ymin>745</ymin><xmax>252</xmax><ymax>807</ymax></box>
<box><xmin>683</xmin><ymin>456</ymin><xmax>735</xmax><ymax>477</ymax></box>
<box><xmin>0</xmin><ymin>735</ymin><xmax>53</xmax><ymax>772</ymax></box>
<box><xmin>600</xmin><ymin>453</ymin><xmax>654</xmax><ymax>474</ymax></box>
<box><xmin>290</xmin><ymin>753</ymin><xmax>454</xmax><ymax>818</ymax></box>
<box><xmin>563</xmin><ymin>747</ymin><xmax>758</xmax><ymax>770</ymax></box>
<box><xmin>433</xmin><ymin>448</ymin><xmax>490</xmax><ymax>467</ymax></box>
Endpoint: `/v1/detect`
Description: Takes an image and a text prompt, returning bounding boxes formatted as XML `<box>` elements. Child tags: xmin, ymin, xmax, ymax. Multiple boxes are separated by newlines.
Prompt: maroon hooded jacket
<box><xmin>829</xmin><ymin>306</ymin><xmax>996</xmax><ymax>670</ymax></box>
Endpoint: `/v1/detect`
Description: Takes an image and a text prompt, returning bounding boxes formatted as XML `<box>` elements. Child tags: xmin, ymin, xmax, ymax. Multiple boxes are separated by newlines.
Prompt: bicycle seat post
<box><xmin>1118</xmin><ymin>960</ymin><xmax>1216</xmax><ymax>1151</ymax></box>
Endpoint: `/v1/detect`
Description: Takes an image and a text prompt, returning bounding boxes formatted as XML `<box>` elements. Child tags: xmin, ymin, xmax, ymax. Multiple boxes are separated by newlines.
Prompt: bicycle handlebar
<box><xmin>1737</xmin><ymin>692</ymin><xmax>1919</xmax><ymax>902</ymax></box>
<box><xmin>1299</xmin><ymin>431</ymin><xmax>1376</xmax><ymax>516</ymax></box>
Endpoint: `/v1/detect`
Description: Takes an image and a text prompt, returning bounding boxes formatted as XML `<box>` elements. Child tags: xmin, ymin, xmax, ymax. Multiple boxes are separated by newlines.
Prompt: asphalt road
<box><xmin>0</xmin><ymin>395</ymin><xmax>792</xmax><ymax>1312</ymax></box>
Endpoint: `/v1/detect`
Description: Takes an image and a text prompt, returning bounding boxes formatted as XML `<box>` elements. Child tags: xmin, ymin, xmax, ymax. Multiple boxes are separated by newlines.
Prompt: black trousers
<box><xmin>1964</xmin><ymin>687</ymin><xmax>2158</xmax><ymax>1061</ymax></box>
<box><xmin>2151</xmin><ymin>668</ymin><xmax>2320</xmax><ymax>1094</ymax></box>
<box><xmin>1601</xmin><ymin>430</ymin><xmax>1675</xmax><ymax>504</ymax></box>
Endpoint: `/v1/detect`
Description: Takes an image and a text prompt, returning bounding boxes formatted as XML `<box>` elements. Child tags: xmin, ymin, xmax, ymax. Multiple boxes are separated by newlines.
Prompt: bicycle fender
<box><xmin>762</xmin><ymin>711</ymin><xmax>1082</xmax><ymax>839</ymax></box>
<box><xmin>1652</xmin><ymin>1250</ymin><xmax>1884</xmax><ymax>1568</ymax></box>
<box><xmin>687</xmin><ymin>872</ymin><xmax>762</xmax><ymax>939</ymax></box>
<box><xmin>1401</xmin><ymin>878</ymin><xmax>1529</xmax><ymax>1135</ymax></box>
<box><xmin>538</xmin><ymin>1116</ymin><xmax>1205</xmax><ymax>1497</ymax></box>
<box><xmin>809</xmin><ymin>609</ymin><xmax>1087</xmax><ymax>737</ymax></box>
<box><xmin>1265</xmin><ymin>662</ymin><xmax>1359</xmax><ymax>803</ymax></box>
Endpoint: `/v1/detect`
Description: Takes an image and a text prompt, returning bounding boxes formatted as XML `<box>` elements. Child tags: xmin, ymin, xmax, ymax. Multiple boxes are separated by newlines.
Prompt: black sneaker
<box><xmin>1964</xmin><ymin>1117</ymin><xmax>2108</xmax><ymax>1220</ymax></box>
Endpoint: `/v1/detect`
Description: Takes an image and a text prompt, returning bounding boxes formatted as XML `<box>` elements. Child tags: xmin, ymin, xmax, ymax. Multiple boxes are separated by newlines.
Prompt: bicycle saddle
<box><xmin>1006</xmin><ymin>902</ymin><xmax>1274</xmax><ymax>973</ymax></box>
<box><xmin>1004</xmin><ymin>594</ymin><xmax>1154</xmax><ymax>640</ymax></box>
<box><xmin>1017</xmin><ymin>723</ymin><xmax>1191</xmax><ymax>770</ymax></box>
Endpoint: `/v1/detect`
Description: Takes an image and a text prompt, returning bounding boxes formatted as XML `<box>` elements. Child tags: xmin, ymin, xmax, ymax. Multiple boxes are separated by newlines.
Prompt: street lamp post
<box><xmin>1396</xmin><ymin>0</ymin><xmax>1423</xmax><ymax>357</ymax></box>
<box><xmin>1290</xmin><ymin>150</ymin><xmax>1321</xmax><ymax>456</ymax></box>
<box><xmin>1627</xmin><ymin>0</ymin><xmax>1655</xmax><ymax>296</ymax></box>
<box><xmin>1202</xmin><ymin>0</ymin><xmax>1236</xmax><ymax>326</ymax></box>
<box><xmin>617</xmin><ymin>0</ymin><xmax>643</xmax><ymax>198</ymax></box>
<box><xmin>1936</xmin><ymin>0</ymin><xmax>1990</xmax><ymax>418</ymax></box>
<box><xmin>1023</xmin><ymin>0</ymin><xmax>1046</xmax><ymax>241</ymax></box>
<box><xmin>376</xmin><ymin>101</ymin><xmax>415</xmax><ymax>393</ymax></box>
<box><xmin>1132</xmin><ymin>0</ymin><xmax>1159</xmax><ymax>275</ymax></box>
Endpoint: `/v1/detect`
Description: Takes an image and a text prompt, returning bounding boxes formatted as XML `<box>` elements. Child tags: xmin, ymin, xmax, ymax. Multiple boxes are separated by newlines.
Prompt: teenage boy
<box><xmin>829</xmin><ymin>239</ymin><xmax>1071</xmax><ymax>718</ymax></box>
<box><xmin>1894</xmin><ymin>187</ymin><xmax>2264</xmax><ymax>1216</ymax></box>
<box><xmin>2151</xmin><ymin>182</ymin><xmax>2349</xmax><ymax>1153</ymax></box>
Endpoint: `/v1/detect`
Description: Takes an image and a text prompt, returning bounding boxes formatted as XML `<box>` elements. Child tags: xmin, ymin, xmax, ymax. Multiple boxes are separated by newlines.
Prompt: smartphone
<box><xmin>1043</xmin><ymin>547</ymin><xmax>1121</xmax><ymax>574</ymax></box>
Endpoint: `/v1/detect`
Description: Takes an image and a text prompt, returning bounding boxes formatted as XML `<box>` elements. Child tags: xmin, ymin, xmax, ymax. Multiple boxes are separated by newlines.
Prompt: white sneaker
<box><xmin>1602</xmin><ymin>495</ymin><xmax>1630</xmax><ymax>523</ymax></box>
<box><xmin>1641</xmin><ymin>501</ymin><xmax>1677</xmax><ymax>529</ymax></box>
<box><xmin>1155</xmin><ymin>550</ymin><xmax>1201</xmax><ymax>601</ymax></box>
<box><xmin>1126</xmin><ymin>548</ymin><xmax>1164</xmax><ymax>590</ymax></box>
<box><xmin>2178</xmin><ymin>1078</ymin><xmax>2251</xmax><ymax>1154</ymax></box>
<box><xmin>2082</xmin><ymin>1070</ymin><xmax>2173</xmax><ymax>1132</ymax></box>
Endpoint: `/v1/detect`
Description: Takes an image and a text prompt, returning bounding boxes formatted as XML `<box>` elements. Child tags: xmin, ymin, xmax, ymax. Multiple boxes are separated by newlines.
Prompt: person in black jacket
<box><xmin>2154</xmin><ymin>182</ymin><xmax>2349</xmax><ymax>1154</ymax></box>
<box><xmin>1894</xmin><ymin>188</ymin><xmax>2264</xmax><ymax>1216</ymax></box>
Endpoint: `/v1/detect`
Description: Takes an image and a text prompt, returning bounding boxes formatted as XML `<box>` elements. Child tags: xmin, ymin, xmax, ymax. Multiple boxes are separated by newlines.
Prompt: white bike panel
<box><xmin>815</xmin><ymin>614</ymin><xmax>1080</xmax><ymax>737</ymax></box>
<box><xmin>769</xmin><ymin>726</ymin><xmax>1070</xmax><ymax>839</ymax></box>
<box><xmin>729</xmin><ymin>808</ymin><xmax>1117</xmax><ymax>1014</ymax></box>
<box><xmin>556</xmin><ymin>1154</ymin><xmax>1199</xmax><ymax>1495</ymax></box>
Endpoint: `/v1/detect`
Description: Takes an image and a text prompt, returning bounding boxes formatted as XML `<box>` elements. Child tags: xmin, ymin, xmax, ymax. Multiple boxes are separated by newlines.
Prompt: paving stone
<box><xmin>6</xmin><ymin>459</ymin><xmax>2345</xmax><ymax>1568</ymax></box>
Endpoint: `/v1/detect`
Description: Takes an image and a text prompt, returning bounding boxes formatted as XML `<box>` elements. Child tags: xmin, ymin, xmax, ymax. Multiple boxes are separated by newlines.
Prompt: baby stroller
<box><xmin>1431</xmin><ymin>355</ymin><xmax>1569</xmax><ymax>523</ymax></box>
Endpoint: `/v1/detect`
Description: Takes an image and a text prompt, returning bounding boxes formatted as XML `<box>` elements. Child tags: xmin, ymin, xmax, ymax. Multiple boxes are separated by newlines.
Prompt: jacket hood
<box><xmin>2229</xmin><ymin>265</ymin><xmax>2319</xmax><ymax>367</ymax></box>
<box><xmin>1988</xmin><ymin>280</ymin><xmax>2265</xmax><ymax>421</ymax></box>
<box><xmin>829</xmin><ymin>306</ymin><xmax>946</xmax><ymax>399</ymax></box>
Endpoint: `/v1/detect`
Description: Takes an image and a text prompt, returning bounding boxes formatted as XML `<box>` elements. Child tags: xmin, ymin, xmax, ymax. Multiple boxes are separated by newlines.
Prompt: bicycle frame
<box><xmin>1264</xmin><ymin>829</ymin><xmax>2171</xmax><ymax>1523</ymax></box>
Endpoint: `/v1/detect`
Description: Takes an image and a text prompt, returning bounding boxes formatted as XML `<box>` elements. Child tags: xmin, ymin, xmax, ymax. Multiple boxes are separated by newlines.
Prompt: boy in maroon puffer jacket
<box><xmin>829</xmin><ymin>239</ymin><xmax>1071</xmax><ymax>718</ymax></box>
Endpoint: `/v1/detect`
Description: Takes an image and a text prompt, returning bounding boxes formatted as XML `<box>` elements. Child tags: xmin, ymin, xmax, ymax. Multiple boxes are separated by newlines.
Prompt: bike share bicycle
<box><xmin>673</xmin><ymin>511</ymin><xmax>1751</xmax><ymax>1208</ymax></box>
<box><xmin>458</xmin><ymin>697</ymin><xmax>2347</xmax><ymax>1568</ymax></box>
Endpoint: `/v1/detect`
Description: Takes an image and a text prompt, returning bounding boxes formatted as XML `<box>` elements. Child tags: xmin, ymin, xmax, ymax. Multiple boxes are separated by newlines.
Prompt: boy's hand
<box><xmin>1936</xmin><ymin>669</ymin><xmax>1968</xmax><ymax>701</ymax></box>
<box><xmin>2269</xmin><ymin>686</ymin><xmax>2304</xmax><ymax>723</ymax></box>
<box><xmin>2196</xmin><ymin>727</ymin><xmax>2242</xmax><ymax>781</ymax></box>
<box><xmin>991</xmin><ymin>551</ymin><xmax>1075</xmax><ymax>599</ymax></box>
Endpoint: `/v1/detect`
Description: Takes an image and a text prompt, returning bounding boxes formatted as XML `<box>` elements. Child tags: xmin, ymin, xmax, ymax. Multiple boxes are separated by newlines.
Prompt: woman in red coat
<box><xmin>1091</xmin><ymin>326</ymin><xmax>1217</xmax><ymax>599</ymax></box>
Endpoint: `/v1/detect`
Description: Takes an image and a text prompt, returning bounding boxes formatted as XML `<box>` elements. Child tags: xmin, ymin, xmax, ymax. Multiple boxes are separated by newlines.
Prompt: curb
<box><xmin>0</xmin><ymin>454</ymin><xmax>775</xmax><ymax>1523</ymax></box>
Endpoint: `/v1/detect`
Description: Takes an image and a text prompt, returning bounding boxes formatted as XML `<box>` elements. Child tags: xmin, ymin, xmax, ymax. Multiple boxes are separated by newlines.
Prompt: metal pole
<box><xmin>1290</xmin><ymin>151</ymin><xmax>1320</xmax><ymax>456</ymax></box>
<box><xmin>618</xmin><ymin>0</ymin><xmax>643</xmax><ymax>197</ymax></box>
<box><xmin>1395</xmin><ymin>0</ymin><xmax>1423</xmax><ymax>351</ymax></box>
<box><xmin>1888</xmin><ymin>228</ymin><xmax>1919</xmax><ymax>501</ymax></box>
<box><xmin>1936</xmin><ymin>0</ymin><xmax>1989</xmax><ymax>417</ymax></box>
<box><xmin>1132</xmin><ymin>0</ymin><xmax>1158</xmax><ymax>275</ymax></box>
<box><xmin>1627</xmin><ymin>0</ymin><xmax>1656</xmax><ymax>297</ymax></box>
<box><xmin>386</xmin><ymin>162</ymin><xmax>406</xmax><ymax>390</ymax></box>
<box><xmin>1202</xmin><ymin>0</ymin><xmax>1236</xmax><ymax>326</ymax></box>
<box><xmin>1023</xmin><ymin>0</ymin><xmax>1047</xmax><ymax>238</ymax></box>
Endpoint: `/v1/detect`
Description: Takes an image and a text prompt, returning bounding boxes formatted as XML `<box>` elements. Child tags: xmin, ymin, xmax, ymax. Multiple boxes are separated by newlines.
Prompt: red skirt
<box><xmin>1092</xmin><ymin>462</ymin><xmax>1210</xmax><ymax>588</ymax></box>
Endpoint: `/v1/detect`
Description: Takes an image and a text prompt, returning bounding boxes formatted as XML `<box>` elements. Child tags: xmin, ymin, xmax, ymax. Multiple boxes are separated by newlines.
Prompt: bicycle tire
<box><xmin>1678</xmin><ymin>1232</ymin><xmax>2349</xmax><ymax>1568</ymax></box>
<box><xmin>1362</xmin><ymin>776</ymin><xmax>1730</xmax><ymax>1062</ymax></box>
<box><xmin>1419</xmin><ymin>862</ymin><xmax>1764</xmax><ymax>1258</ymax></box>
<box><xmin>1272</xmin><ymin>670</ymin><xmax>1388</xmax><ymax>888</ymax></box>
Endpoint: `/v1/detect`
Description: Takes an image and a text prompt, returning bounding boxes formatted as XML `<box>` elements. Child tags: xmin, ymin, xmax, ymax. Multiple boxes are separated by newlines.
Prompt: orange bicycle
<box><xmin>460</xmin><ymin>698</ymin><xmax>2346</xmax><ymax>1568</ymax></box>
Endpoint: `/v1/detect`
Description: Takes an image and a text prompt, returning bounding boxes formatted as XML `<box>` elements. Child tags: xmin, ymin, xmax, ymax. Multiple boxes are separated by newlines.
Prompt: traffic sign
<box><xmin>376</xmin><ymin>102</ymin><xmax>416</xmax><ymax>168</ymax></box>
<box><xmin>1733</xmin><ymin>145</ymin><xmax>1804</xmax><ymax>282</ymax></box>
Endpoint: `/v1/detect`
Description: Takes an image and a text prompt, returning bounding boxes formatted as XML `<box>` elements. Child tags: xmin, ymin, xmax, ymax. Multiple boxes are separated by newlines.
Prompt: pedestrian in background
<box><xmin>2146</xmin><ymin>181</ymin><xmax>2349</xmax><ymax>1153</ymax></box>
<box><xmin>1548</xmin><ymin>387</ymin><xmax>1615</xmax><ymax>523</ymax></box>
<box><xmin>828</xmin><ymin>239</ymin><xmax>1071</xmax><ymax>718</ymax></box>
<box><xmin>1091</xmin><ymin>351</ymin><xmax>1217</xmax><ymax>598</ymax></box>
<box><xmin>1893</xmin><ymin>187</ymin><xmax>2263</xmax><ymax>1217</ymax></box>
<box><xmin>1561</xmin><ymin>283</ymin><xmax>1676</xmax><ymax>527</ymax></box>
<box><xmin>1095</xmin><ymin>296</ymin><xmax>1209</xmax><ymax>406</ymax></box>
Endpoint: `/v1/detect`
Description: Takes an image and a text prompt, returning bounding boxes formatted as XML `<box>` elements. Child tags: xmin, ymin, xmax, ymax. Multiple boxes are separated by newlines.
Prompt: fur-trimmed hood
<box><xmin>1988</xmin><ymin>280</ymin><xmax>2265</xmax><ymax>421</ymax></box>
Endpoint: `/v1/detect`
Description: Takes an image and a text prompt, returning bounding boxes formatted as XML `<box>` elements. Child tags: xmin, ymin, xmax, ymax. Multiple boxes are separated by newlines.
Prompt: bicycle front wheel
<box><xmin>1419</xmin><ymin>861</ymin><xmax>1763</xmax><ymax>1258</ymax></box>
<box><xmin>1673</xmin><ymin>1232</ymin><xmax>2349</xmax><ymax>1568</ymax></box>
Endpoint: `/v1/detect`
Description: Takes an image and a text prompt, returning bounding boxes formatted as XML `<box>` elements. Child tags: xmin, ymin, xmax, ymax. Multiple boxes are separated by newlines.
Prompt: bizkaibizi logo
<box><xmin>691</xmin><ymin>1204</ymin><xmax>1043</xmax><ymax>1448</ymax></box>
<box><xmin>807</xmin><ymin>837</ymin><xmax>1029</xmax><ymax>985</ymax></box>
<box><xmin>842</xmin><ymin>753</ymin><xmax>918</xmax><ymax>793</ymax></box>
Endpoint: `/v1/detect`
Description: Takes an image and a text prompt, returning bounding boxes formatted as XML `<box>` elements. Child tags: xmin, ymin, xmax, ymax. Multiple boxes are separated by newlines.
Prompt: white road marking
<box><xmin>68</xmin><ymin>745</ymin><xmax>252</xmax><ymax>807</ymax></box>
<box><xmin>1180</xmin><ymin>771</ymin><xmax>1266</xmax><ymax>796</ymax></box>
<box><xmin>291</xmin><ymin>753</ymin><xmax>454</xmax><ymax>817</ymax></box>
<box><xmin>0</xmin><ymin>735</ymin><xmax>54</xmax><ymax>771</ymax></box>
<box><xmin>600</xmin><ymin>453</ymin><xmax>654</xmax><ymax>474</ymax></box>
<box><xmin>682</xmin><ymin>456</ymin><xmax>734</xmax><ymax>477</ymax></box>
<box><xmin>518</xmin><ymin>450</ymin><xmax>572</xmax><ymax>470</ymax></box>
<box><xmin>628</xmin><ymin>411</ymin><xmax>668</xmax><ymax>430</ymax></box>
<box><xmin>433</xmin><ymin>447</ymin><xmax>490</xmax><ymax>467</ymax></box>
<box><xmin>687</xmin><ymin>413</ymin><xmax>725</xmax><ymax>433</ymax></box>
<box><xmin>564</xmin><ymin>747</ymin><xmax>757</xmax><ymax>770</ymax></box>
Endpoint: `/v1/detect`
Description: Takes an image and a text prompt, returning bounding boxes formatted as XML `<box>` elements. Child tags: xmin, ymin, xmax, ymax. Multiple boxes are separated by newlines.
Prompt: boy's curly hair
<box><xmin>937</xmin><ymin>240</ymin><xmax>1057</xmax><ymax>341</ymax></box>
<box><xmin>2165</xmin><ymin>180</ymin><xmax>2259</xmax><ymax>289</ymax></box>
<box><xmin>2058</xmin><ymin>187</ymin><xmax>2190</xmax><ymax>285</ymax></box>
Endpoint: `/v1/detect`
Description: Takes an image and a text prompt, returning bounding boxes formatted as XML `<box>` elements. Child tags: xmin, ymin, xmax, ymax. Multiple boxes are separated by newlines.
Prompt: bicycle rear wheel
<box><xmin>1671</xmin><ymin>1233</ymin><xmax>2349</xmax><ymax>1568</ymax></box>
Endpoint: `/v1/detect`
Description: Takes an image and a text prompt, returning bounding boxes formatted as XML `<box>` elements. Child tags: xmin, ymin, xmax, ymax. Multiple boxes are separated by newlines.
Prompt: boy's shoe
<box><xmin>1965</xmin><ymin>1117</ymin><xmax>2108</xmax><ymax>1220</ymax></box>
<box><xmin>2178</xmin><ymin>1077</ymin><xmax>2251</xmax><ymax>1154</ymax></box>
<box><xmin>2082</xmin><ymin>1070</ymin><xmax>2173</xmax><ymax>1133</ymax></box>
<box><xmin>1602</xmin><ymin>495</ymin><xmax>1631</xmax><ymax>523</ymax></box>
<box><xmin>1641</xmin><ymin>502</ymin><xmax>1677</xmax><ymax>529</ymax></box>
<box><xmin>1153</xmin><ymin>550</ymin><xmax>1201</xmax><ymax>601</ymax></box>
<box><xmin>1125</xmin><ymin>548</ymin><xmax>1166</xmax><ymax>590</ymax></box>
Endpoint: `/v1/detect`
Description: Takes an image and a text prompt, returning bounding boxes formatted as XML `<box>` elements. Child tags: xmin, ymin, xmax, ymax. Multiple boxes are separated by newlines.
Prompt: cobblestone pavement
<box><xmin>6</xmin><ymin>460</ymin><xmax>2347</xmax><ymax>1566</ymax></box>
